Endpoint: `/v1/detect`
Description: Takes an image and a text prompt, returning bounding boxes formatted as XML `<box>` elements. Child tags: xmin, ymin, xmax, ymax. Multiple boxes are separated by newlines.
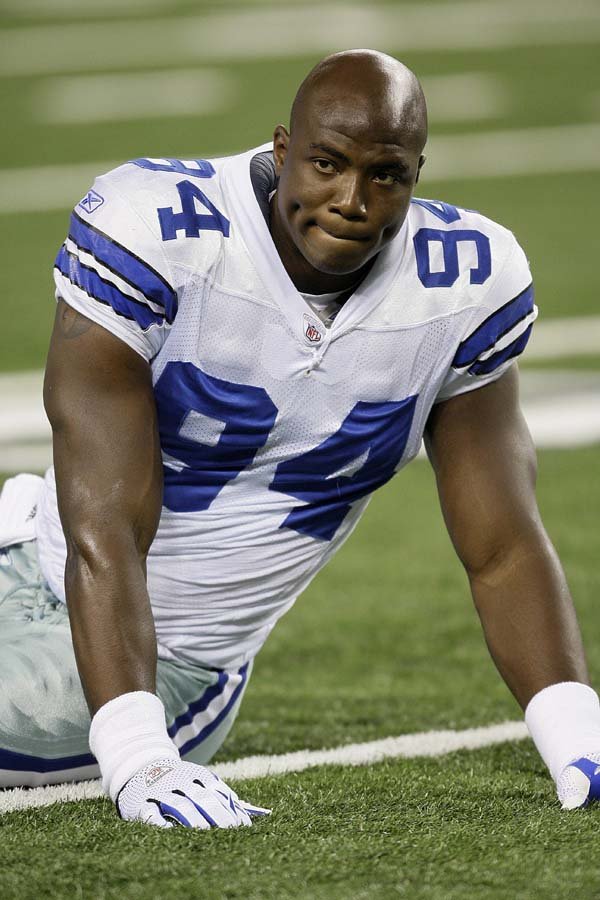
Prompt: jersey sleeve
<box><xmin>435</xmin><ymin>234</ymin><xmax>537</xmax><ymax>403</ymax></box>
<box><xmin>53</xmin><ymin>169</ymin><xmax>178</xmax><ymax>361</ymax></box>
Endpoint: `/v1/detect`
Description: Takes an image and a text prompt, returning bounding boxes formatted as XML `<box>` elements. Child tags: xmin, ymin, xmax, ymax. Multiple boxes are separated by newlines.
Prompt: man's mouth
<box><xmin>314</xmin><ymin>223</ymin><xmax>370</xmax><ymax>243</ymax></box>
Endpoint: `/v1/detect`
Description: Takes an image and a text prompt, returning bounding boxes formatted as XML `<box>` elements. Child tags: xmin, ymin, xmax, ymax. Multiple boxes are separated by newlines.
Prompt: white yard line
<box><xmin>526</xmin><ymin>317</ymin><xmax>600</xmax><ymax>359</ymax></box>
<box><xmin>420</xmin><ymin>73</ymin><xmax>509</xmax><ymax>124</ymax></box>
<box><xmin>30</xmin><ymin>70</ymin><xmax>504</xmax><ymax>126</ymax></box>
<box><xmin>3</xmin><ymin>0</ymin><xmax>177</xmax><ymax>15</ymax></box>
<box><xmin>0</xmin><ymin>159</ymin><xmax>123</xmax><ymax>215</ymax></box>
<box><xmin>0</xmin><ymin>720</ymin><xmax>528</xmax><ymax>815</ymax></box>
<box><xmin>0</xmin><ymin>444</ymin><xmax>53</xmax><ymax>472</ymax></box>
<box><xmin>0</xmin><ymin>363</ymin><xmax>598</xmax><ymax>474</ymax></box>
<box><xmin>3</xmin><ymin>0</ymin><xmax>326</xmax><ymax>13</ymax></box>
<box><xmin>425</xmin><ymin>122</ymin><xmax>600</xmax><ymax>181</ymax></box>
<box><xmin>0</xmin><ymin>371</ymin><xmax>48</xmax><ymax>443</ymax></box>
<box><xmin>33</xmin><ymin>69</ymin><xmax>237</xmax><ymax>125</ymax></box>
<box><xmin>523</xmin><ymin>393</ymin><xmax>600</xmax><ymax>448</ymax></box>
<box><xmin>3</xmin><ymin>122</ymin><xmax>600</xmax><ymax>215</ymax></box>
<box><xmin>1</xmin><ymin>1</ymin><xmax>599</xmax><ymax>77</ymax></box>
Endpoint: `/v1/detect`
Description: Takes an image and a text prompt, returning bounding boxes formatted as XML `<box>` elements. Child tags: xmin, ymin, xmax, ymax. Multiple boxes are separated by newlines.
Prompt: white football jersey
<box><xmin>36</xmin><ymin>144</ymin><xmax>536</xmax><ymax>669</ymax></box>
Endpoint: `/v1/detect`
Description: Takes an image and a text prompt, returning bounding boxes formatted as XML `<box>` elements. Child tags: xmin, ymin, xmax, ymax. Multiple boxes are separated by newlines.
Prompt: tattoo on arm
<box><xmin>57</xmin><ymin>301</ymin><xmax>95</xmax><ymax>339</ymax></box>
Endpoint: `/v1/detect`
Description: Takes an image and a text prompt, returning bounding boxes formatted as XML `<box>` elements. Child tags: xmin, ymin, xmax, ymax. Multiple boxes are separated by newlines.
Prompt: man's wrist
<box><xmin>525</xmin><ymin>681</ymin><xmax>600</xmax><ymax>781</ymax></box>
<box><xmin>89</xmin><ymin>691</ymin><xmax>179</xmax><ymax>801</ymax></box>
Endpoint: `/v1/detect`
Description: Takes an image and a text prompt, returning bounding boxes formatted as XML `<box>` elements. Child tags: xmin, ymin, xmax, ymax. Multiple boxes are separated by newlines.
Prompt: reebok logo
<box><xmin>78</xmin><ymin>189</ymin><xmax>104</xmax><ymax>214</ymax></box>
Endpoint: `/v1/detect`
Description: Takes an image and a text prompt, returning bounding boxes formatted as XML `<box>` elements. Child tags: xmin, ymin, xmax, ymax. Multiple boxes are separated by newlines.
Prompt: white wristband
<box><xmin>89</xmin><ymin>691</ymin><xmax>179</xmax><ymax>801</ymax></box>
<box><xmin>525</xmin><ymin>681</ymin><xmax>600</xmax><ymax>782</ymax></box>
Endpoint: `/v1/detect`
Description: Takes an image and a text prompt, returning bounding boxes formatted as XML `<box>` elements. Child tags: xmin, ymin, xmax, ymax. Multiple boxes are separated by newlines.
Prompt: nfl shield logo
<box><xmin>306</xmin><ymin>323</ymin><xmax>321</xmax><ymax>342</ymax></box>
<box><xmin>303</xmin><ymin>314</ymin><xmax>322</xmax><ymax>344</ymax></box>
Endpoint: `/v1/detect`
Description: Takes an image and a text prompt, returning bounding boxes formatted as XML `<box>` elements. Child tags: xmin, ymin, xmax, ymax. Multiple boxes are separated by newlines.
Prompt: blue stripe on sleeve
<box><xmin>453</xmin><ymin>283</ymin><xmax>534</xmax><ymax>369</ymax></box>
<box><xmin>467</xmin><ymin>323</ymin><xmax>533</xmax><ymax>375</ymax></box>
<box><xmin>55</xmin><ymin>245</ymin><xmax>166</xmax><ymax>331</ymax></box>
<box><xmin>68</xmin><ymin>212</ymin><xmax>178</xmax><ymax>323</ymax></box>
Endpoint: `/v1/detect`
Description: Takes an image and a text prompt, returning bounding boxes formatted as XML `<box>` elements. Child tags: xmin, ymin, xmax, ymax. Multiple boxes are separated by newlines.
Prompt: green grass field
<box><xmin>4</xmin><ymin>747</ymin><xmax>600</xmax><ymax>900</ymax></box>
<box><xmin>1</xmin><ymin>0</ymin><xmax>599</xmax><ymax>897</ymax></box>
<box><xmin>1</xmin><ymin>448</ymin><xmax>600</xmax><ymax>899</ymax></box>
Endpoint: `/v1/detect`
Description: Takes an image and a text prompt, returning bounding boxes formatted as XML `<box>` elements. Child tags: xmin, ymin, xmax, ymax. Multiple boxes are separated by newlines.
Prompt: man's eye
<box><xmin>373</xmin><ymin>172</ymin><xmax>400</xmax><ymax>186</ymax></box>
<box><xmin>313</xmin><ymin>159</ymin><xmax>336</xmax><ymax>174</ymax></box>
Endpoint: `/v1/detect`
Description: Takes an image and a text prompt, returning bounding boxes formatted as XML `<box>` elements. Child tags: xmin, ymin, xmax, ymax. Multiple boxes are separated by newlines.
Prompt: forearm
<box><xmin>65</xmin><ymin>536</ymin><xmax>158</xmax><ymax>715</ymax></box>
<box><xmin>65</xmin><ymin>535</ymin><xmax>181</xmax><ymax>800</ymax></box>
<box><xmin>469</xmin><ymin>528</ymin><xmax>589</xmax><ymax>710</ymax></box>
<box><xmin>427</xmin><ymin>371</ymin><xmax>600</xmax><ymax>799</ymax></box>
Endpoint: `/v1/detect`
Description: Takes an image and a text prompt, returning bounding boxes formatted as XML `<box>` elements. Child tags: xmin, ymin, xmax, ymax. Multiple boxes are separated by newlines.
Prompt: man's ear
<box><xmin>415</xmin><ymin>155</ymin><xmax>426</xmax><ymax>185</ymax></box>
<box><xmin>273</xmin><ymin>125</ymin><xmax>290</xmax><ymax>175</ymax></box>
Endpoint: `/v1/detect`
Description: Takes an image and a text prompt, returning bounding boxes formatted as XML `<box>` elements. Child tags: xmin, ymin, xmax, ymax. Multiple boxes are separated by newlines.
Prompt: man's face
<box><xmin>273</xmin><ymin>113</ymin><xmax>424</xmax><ymax>278</ymax></box>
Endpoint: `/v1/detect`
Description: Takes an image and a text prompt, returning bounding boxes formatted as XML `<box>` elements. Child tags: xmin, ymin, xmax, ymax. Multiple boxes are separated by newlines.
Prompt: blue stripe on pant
<box><xmin>0</xmin><ymin>542</ymin><xmax>251</xmax><ymax>789</ymax></box>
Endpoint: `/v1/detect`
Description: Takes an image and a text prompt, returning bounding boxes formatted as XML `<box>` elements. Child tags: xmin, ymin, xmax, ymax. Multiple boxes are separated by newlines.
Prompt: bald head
<box><xmin>290</xmin><ymin>50</ymin><xmax>427</xmax><ymax>153</ymax></box>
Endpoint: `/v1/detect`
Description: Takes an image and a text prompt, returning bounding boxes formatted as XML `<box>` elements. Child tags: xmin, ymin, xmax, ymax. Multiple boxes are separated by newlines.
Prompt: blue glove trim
<box><xmin>158</xmin><ymin>800</ymin><xmax>192</xmax><ymax>827</ymax></box>
<box><xmin>241</xmin><ymin>805</ymin><xmax>270</xmax><ymax>817</ymax></box>
<box><xmin>171</xmin><ymin>789</ymin><xmax>219</xmax><ymax>827</ymax></box>
<box><xmin>569</xmin><ymin>758</ymin><xmax>600</xmax><ymax>804</ymax></box>
<box><xmin>188</xmin><ymin>798</ymin><xmax>218</xmax><ymax>827</ymax></box>
<box><xmin>216</xmin><ymin>787</ymin><xmax>239</xmax><ymax>816</ymax></box>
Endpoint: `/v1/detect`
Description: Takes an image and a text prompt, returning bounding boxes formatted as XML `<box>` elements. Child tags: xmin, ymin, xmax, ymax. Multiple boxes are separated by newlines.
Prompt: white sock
<box><xmin>525</xmin><ymin>681</ymin><xmax>600</xmax><ymax>782</ymax></box>
<box><xmin>89</xmin><ymin>691</ymin><xmax>179</xmax><ymax>801</ymax></box>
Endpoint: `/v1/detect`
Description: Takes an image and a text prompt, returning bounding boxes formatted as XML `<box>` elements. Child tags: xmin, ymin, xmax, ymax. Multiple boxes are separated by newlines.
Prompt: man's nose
<box><xmin>329</xmin><ymin>173</ymin><xmax>367</xmax><ymax>220</ymax></box>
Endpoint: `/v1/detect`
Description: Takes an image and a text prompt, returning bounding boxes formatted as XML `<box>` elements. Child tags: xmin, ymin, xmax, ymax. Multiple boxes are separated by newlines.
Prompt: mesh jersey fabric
<box><xmin>37</xmin><ymin>144</ymin><xmax>536</xmax><ymax>669</ymax></box>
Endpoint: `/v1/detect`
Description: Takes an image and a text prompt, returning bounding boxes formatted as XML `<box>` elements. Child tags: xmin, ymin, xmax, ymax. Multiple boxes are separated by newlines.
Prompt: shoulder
<box><xmin>53</xmin><ymin>155</ymin><xmax>234</xmax><ymax>362</ymax></box>
<box><xmin>407</xmin><ymin>197</ymin><xmax>525</xmax><ymax>281</ymax></box>
<box><xmin>87</xmin><ymin>155</ymin><xmax>235</xmax><ymax>272</ymax></box>
<box><xmin>54</xmin><ymin>149</ymin><xmax>266</xmax><ymax>361</ymax></box>
<box><xmin>401</xmin><ymin>197</ymin><xmax>532</xmax><ymax>322</ymax></box>
<box><xmin>408</xmin><ymin>199</ymin><xmax>536</xmax><ymax>401</ymax></box>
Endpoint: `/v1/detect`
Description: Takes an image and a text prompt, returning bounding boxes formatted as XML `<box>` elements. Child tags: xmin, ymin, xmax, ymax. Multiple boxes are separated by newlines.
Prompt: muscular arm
<box><xmin>424</xmin><ymin>365</ymin><xmax>588</xmax><ymax>709</ymax></box>
<box><xmin>44</xmin><ymin>300</ymin><xmax>163</xmax><ymax>714</ymax></box>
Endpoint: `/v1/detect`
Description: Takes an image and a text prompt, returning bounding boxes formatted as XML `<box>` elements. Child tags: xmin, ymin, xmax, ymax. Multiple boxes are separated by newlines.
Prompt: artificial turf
<box><xmin>1</xmin><ymin>447</ymin><xmax>599</xmax><ymax>899</ymax></box>
<box><xmin>3</xmin><ymin>744</ymin><xmax>600</xmax><ymax>900</ymax></box>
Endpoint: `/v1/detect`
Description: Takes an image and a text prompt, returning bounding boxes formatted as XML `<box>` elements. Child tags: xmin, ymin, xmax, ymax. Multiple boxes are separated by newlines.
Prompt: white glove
<box><xmin>116</xmin><ymin>757</ymin><xmax>271</xmax><ymax>829</ymax></box>
<box><xmin>557</xmin><ymin>754</ymin><xmax>600</xmax><ymax>810</ymax></box>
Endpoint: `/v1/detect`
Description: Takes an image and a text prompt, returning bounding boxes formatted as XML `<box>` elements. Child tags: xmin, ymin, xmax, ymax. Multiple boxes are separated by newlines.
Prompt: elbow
<box><xmin>464</xmin><ymin>524</ymin><xmax>554</xmax><ymax>598</ymax></box>
<box><xmin>63</xmin><ymin>520</ymin><xmax>150</xmax><ymax>580</ymax></box>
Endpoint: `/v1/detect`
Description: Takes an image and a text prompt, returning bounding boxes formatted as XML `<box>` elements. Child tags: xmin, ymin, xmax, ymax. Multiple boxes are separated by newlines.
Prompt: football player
<box><xmin>1</xmin><ymin>50</ymin><xmax>598</xmax><ymax>825</ymax></box>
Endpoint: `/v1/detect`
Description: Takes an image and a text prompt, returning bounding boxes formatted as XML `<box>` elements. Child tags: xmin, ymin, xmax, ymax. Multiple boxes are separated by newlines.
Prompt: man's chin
<box><xmin>301</xmin><ymin>242</ymin><xmax>374</xmax><ymax>277</ymax></box>
<box><xmin>306</xmin><ymin>258</ymin><xmax>365</xmax><ymax>277</ymax></box>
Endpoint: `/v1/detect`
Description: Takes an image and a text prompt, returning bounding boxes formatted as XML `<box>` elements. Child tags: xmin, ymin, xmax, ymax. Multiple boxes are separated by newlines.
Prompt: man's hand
<box><xmin>557</xmin><ymin>756</ymin><xmax>600</xmax><ymax>810</ymax></box>
<box><xmin>117</xmin><ymin>758</ymin><xmax>271</xmax><ymax>829</ymax></box>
